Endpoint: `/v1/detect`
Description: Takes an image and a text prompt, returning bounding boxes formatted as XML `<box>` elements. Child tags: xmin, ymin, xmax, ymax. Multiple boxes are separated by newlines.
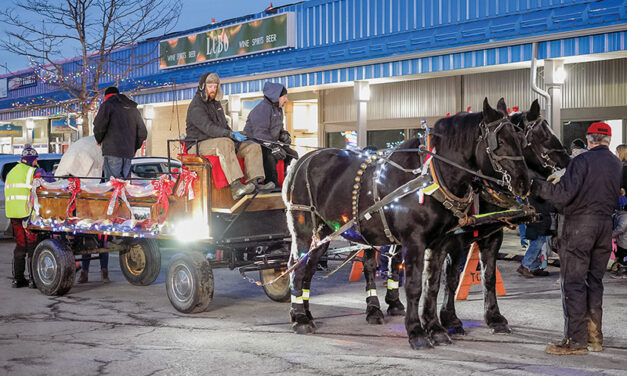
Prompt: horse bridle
<box><xmin>521</xmin><ymin>116</ymin><xmax>567</xmax><ymax>173</ymax></box>
<box><xmin>477</xmin><ymin>118</ymin><xmax>525</xmax><ymax>193</ymax></box>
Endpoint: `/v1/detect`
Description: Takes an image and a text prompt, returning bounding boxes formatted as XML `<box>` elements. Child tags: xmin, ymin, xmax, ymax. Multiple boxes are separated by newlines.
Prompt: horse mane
<box><xmin>430</xmin><ymin>112</ymin><xmax>482</xmax><ymax>151</ymax></box>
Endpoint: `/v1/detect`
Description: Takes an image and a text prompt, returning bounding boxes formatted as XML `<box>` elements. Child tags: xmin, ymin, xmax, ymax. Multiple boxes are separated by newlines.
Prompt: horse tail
<box><xmin>281</xmin><ymin>158</ymin><xmax>298</xmax><ymax>205</ymax></box>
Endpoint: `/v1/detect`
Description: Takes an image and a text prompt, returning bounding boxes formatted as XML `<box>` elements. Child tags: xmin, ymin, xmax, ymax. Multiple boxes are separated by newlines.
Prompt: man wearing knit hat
<box><xmin>94</xmin><ymin>86</ymin><xmax>147</xmax><ymax>179</ymax></box>
<box><xmin>186</xmin><ymin>73</ymin><xmax>270</xmax><ymax>200</ymax></box>
<box><xmin>531</xmin><ymin>122</ymin><xmax>622</xmax><ymax>355</ymax></box>
<box><xmin>4</xmin><ymin>144</ymin><xmax>54</xmax><ymax>288</ymax></box>
<box><xmin>244</xmin><ymin>81</ymin><xmax>298</xmax><ymax>188</ymax></box>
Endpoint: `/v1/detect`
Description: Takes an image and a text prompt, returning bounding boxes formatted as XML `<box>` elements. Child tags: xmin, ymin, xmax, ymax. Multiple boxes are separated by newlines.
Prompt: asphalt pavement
<box><xmin>0</xmin><ymin>232</ymin><xmax>626</xmax><ymax>376</ymax></box>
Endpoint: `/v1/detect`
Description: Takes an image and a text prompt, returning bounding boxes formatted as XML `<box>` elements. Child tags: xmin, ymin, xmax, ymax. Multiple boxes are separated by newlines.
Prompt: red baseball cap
<box><xmin>587</xmin><ymin>122</ymin><xmax>611</xmax><ymax>136</ymax></box>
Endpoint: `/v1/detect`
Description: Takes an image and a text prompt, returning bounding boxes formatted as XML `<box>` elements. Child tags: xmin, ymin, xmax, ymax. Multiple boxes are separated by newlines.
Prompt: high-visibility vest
<box><xmin>5</xmin><ymin>163</ymin><xmax>35</xmax><ymax>219</ymax></box>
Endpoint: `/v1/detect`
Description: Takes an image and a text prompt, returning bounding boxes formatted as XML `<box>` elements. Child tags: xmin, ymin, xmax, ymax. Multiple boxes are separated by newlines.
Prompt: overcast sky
<box><xmin>0</xmin><ymin>0</ymin><xmax>297</xmax><ymax>73</ymax></box>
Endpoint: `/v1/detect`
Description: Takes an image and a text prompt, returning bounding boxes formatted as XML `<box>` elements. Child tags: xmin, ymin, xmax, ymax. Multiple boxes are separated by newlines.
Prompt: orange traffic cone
<box><xmin>455</xmin><ymin>242</ymin><xmax>506</xmax><ymax>300</ymax></box>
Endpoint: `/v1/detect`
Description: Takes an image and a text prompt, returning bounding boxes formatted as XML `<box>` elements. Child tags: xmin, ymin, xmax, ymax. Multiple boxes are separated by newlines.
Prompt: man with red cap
<box><xmin>531</xmin><ymin>122</ymin><xmax>622</xmax><ymax>355</ymax></box>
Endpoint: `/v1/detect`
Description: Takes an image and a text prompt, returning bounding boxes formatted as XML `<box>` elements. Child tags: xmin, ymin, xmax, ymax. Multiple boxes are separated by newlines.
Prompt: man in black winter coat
<box><xmin>531</xmin><ymin>122</ymin><xmax>622</xmax><ymax>355</ymax></box>
<box><xmin>186</xmin><ymin>73</ymin><xmax>270</xmax><ymax>200</ymax></box>
<box><xmin>243</xmin><ymin>82</ymin><xmax>298</xmax><ymax>187</ymax></box>
<box><xmin>93</xmin><ymin>87</ymin><xmax>147</xmax><ymax>179</ymax></box>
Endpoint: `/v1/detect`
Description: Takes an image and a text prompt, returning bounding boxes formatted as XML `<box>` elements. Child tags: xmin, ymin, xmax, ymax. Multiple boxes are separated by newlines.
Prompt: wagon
<box><xmin>26</xmin><ymin>140</ymin><xmax>291</xmax><ymax>313</ymax></box>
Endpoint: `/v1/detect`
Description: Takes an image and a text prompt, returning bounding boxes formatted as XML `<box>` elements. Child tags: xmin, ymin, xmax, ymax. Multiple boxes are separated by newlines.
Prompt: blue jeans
<box><xmin>522</xmin><ymin>236</ymin><xmax>551</xmax><ymax>271</ymax></box>
<box><xmin>103</xmin><ymin>155</ymin><xmax>132</xmax><ymax>179</ymax></box>
<box><xmin>518</xmin><ymin>224</ymin><xmax>528</xmax><ymax>247</ymax></box>
<box><xmin>81</xmin><ymin>253</ymin><xmax>109</xmax><ymax>271</ymax></box>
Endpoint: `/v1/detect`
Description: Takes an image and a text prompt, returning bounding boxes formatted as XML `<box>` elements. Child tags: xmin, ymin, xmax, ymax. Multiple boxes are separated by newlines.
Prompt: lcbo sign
<box><xmin>159</xmin><ymin>13</ymin><xmax>295</xmax><ymax>69</ymax></box>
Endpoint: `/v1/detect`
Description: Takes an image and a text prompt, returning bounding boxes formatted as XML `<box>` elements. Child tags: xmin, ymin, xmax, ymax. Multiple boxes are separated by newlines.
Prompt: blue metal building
<box><xmin>0</xmin><ymin>0</ymin><xmax>625</xmax><ymax>155</ymax></box>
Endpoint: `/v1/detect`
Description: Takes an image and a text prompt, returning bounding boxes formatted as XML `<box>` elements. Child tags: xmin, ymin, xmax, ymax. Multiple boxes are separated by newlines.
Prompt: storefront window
<box><xmin>366</xmin><ymin>129</ymin><xmax>406</xmax><ymax>150</ymax></box>
<box><xmin>408</xmin><ymin>128</ymin><xmax>426</xmax><ymax>141</ymax></box>
<box><xmin>562</xmin><ymin>121</ymin><xmax>598</xmax><ymax>155</ymax></box>
<box><xmin>326</xmin><ymin>131</ymin><xmax>358</xmax><ymax>149</ymax></box>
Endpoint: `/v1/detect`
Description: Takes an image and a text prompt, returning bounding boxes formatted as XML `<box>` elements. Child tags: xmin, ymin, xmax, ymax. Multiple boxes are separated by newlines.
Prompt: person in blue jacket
<box><xmin>244</xmin><ymin>82</ymin><xmax>298</xmax><ymax>187</ymax></box>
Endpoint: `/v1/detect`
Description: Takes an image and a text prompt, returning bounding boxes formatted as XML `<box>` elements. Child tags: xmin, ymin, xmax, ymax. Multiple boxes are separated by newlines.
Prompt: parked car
<box><xmin>0</xmin><ymin>154</ymin><xmax>62</xmax><ymax>237</ymax></box>
<box><xmin>130</xmin><ymin>157</ymin><xmax>182</xmax><ymax>179</ymax></box>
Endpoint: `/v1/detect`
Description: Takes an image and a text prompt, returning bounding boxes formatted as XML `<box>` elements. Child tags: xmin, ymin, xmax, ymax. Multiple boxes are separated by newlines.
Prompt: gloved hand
<box><xmin>231</xmin><ymin>131</ymin><xmax>247</xmax><ymax>142</ymax></box>
<box><xmin>271</xmin><ymin>146</ymin><xmax>287</xmax><ymax>160</ymax></box>
<box><xmin>547</xmin><ymin>168</ymin><xmax>565</xmax><ymax>184</ymax></box>
<box><xmin>279</xmin><ymin>130</ymin><xmax>291</xmax><ymax>144</ymax></box>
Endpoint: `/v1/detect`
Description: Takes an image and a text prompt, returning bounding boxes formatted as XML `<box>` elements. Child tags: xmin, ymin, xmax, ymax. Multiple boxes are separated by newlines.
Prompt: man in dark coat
<box><xmin>531</xmin><ymin>122</ymin><xmax>622</xmax><ymax>355</ymax></box>
<box><xmin>243</xmin><ymin>82</ymin><xmax>298</xmax><ymax>187</ymax></box>
<box><xmin>93</xmin><ymin>86</ymin><xmax>147</xmax><ymax>179</ymax></box>
<box><xmin>186</xmin><ymin>73</ymin><xmax>270</xmax><ymax>200</ymax></box>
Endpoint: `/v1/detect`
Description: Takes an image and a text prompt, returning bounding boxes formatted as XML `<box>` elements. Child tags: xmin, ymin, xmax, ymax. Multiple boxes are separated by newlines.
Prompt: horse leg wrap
<box><xmin>385</xmin><ymin>281</ymin><xmax>406</xmax><ymax>316</ymax></box>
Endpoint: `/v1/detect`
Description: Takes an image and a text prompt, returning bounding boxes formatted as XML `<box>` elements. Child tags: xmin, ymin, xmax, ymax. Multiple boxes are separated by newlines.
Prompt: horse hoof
<box><xmin>447</xmin><ymin>326</ymin><xmax>465</xmax><ymax>336</ymax></box>
<box><xmin>409</xmin><ymin>336</ymin><xmax>434</xmax><ymax>350</ymax></box>
<box><xmin>490</xmin><ymin>323</ymin><xmax>512</xmax><ymax>334</ymax></box>
<box><xmin>387</xmin><ymin>306</ymin><xmax>406</xmax><ymax>316</ymax></box>
<box><xmin>431</xmin><ymin>331</ymin><xmax>453</xmax><ymax>346</ymax></box>
<box><xmin>366</xmin><ymin>310</ymin><xmax>385</xmax><ymax>325</ymax></box>
<box><xmin>292</xmin><ymin>323</ymin><xmax>315</xmax><ymax>335</ymax></box>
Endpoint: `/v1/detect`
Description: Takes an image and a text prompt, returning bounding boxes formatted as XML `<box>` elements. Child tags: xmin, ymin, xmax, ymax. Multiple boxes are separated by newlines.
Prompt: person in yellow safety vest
<box><xmin>5</xmin><ymin>144</ymin><xmax>54</xmax><ymax>288</ymax></box>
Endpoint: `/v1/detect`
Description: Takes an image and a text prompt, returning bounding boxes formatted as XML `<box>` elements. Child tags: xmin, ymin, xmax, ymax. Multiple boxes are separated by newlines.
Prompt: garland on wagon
<box><xmin>27</xmin><ymin>167</ymin><xmax>198</xmax><ymax>236</ymax></box>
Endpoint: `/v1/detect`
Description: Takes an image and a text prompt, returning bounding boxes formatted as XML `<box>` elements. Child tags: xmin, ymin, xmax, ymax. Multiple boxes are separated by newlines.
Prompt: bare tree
<box><xmin>1</xmin><ymin>0</ymin><xmax>182</xmax><ymax>134</ymax></box>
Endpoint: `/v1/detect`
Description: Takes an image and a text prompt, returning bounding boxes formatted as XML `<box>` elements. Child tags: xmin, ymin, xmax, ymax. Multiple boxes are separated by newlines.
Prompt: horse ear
<box><xmin>482</xmin><ymin>98</ymin><xmax>500</xmax><ymax>122</ymax></box>
<box><xmin>527</xmin><ymin>99</ymin><xmax>540</xmax><ymax>121</ymax></box>
<box><xmin>496</xmin><ymin>97</ymin><xmax>508</xmax><ymax>116</ymax></box>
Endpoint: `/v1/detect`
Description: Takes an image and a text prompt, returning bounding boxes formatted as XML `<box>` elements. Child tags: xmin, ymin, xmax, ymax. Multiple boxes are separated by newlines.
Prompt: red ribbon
<box><xmin>107</xmin><ymin>178</ymin><xmax>131</xmax><ymax>217</ymax></box>
<box><xmin>65</xmin><ymin>178</ymin><xmax>81</xmax><ymax>217</ymax></box>
<box><xmin>176</xmin><ymin>167</ymin><xmax>198</xmax><ymax>200</ymax></box>
<box><xmin>152</xmin><ymin>175</ymin><xmax>174</xmax><ymax>224</ymax></box>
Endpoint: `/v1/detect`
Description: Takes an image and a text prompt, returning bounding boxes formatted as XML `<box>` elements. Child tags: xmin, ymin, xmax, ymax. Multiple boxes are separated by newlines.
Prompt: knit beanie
<box><xmin>105</xmin><ymin>86</ymin><xmax>119</xmax><ymax>95</ymax></box>
<box><xmin>21</xmin><ymin>143</ymin><xmax>38</xmax><ymax>165</ymax></box>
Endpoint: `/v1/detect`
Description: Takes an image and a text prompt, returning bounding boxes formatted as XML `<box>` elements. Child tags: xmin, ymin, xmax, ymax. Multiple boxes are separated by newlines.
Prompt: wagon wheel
<box><xmin>32</xmin><ymin>239</ymin><xmax>76</xmax><ymax>296</ymax></box>
<box><xmin>119</xmin><ymin>239</ymin><xmax>161</xmax><ymax>286</ymax></box>
<box><xmin>166</xmin><ymin>252</ymin><xmax>214</xmax><ymax>314</ymax></box>
<box><xmin>259</xmin><ymin>247</ymin><xmax>291</xmax><ymax>302</ymax></box>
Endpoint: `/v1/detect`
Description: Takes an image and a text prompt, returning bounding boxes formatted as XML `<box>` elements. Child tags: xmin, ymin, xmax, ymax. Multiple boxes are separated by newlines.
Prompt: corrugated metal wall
<box><xmin>563</xmin><ymin>58</ymin><xmax>627</xmax><ymax>108</ymax></box>
<box><xmin>323</xmin><ymin>76</ymin><xmax>457</xmax><ymax>123</ymax></box>
<box><xmin>324</xmin><ymin>57</ymin><xmax>627</xmax><ymax>126</ymax></box>
<box><xmin>462</xmin><ymin>68</ymin><xmax>544</xmax><ymax>112</ymax></box>
<box><xmin>463</xmin><ymin>58</ymin><xmax>627</xmax><ymax>110</ymax></box>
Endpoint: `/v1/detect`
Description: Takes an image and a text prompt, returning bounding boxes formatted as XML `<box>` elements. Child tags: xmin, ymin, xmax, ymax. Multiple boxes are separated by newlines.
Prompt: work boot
<box><xmin>27</xmin><ymin>257</ymin><xmax>37</xmax><ymax>289</ymax></box>
<box><xmin>230</xmin><ymin>180</ymin><xmax>255</xmax><ymax>200</ymax></box>
<box><xmin>11</xmin><ymin>279</ymin><xmax>29</xmax><ymax>288</ymax></box>
<box><xmin>517</xmin><ymin>265</ymin><xmax>534</xmax><ymax>279</ymax></box>
<box><xmin>546</xmin><ymin>339</ymin><xmax>588</xmax><ymax>355</ymax></box>
<box><xmin>587</xmin><ymin>318</ymin><xmax>603</xmax><ymax>352</ymax></box>
<box><xmin>532</xmin><ymin>269</ymin><xmax>550</xmax><ymax>276</ymax></box>
<box><xmin>101</xmin><ymin>268</ymin><xmax>111</xmax><ymax>284</ymax></box>
<box><xmin>254</xmin><ymin>180</ymin><xmax>276</xmax><ymax>191</ymax></box>
<box><xmin>77</xmin><ymin>269</ymin><xmax>89</xmax><ymax>284</ymax></box>
<box><xmin>610</xmin><ymin>264</ymin><xmax>627</xmax><ymax>279</ymax></box>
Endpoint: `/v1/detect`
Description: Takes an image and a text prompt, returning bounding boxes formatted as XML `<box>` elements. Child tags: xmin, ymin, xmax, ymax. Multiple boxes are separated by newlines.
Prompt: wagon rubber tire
<box><xmin>166</xmin><ymin>253</ymin><xmax>214</xmax><ymax>314</ymax></box>
<box><xmin>119</xmin><ymin>239</ymin><xmax>161</xmax><ymax>286</ymax></box>
<box><xmin>259</xmin><ymin>248</ymin><xmax>291</xmax><ymax>303</ymax></box>
<box><xmin>32</xmin><ymin>239</ymin><xmax>75</xmax><ymax>296</ymax></box>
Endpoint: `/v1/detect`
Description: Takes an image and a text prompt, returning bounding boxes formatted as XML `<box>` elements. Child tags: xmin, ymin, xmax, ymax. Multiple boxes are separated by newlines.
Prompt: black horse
<box><xmin>435</xmin><ymin>99</ymin><xmax>571</xmax><ymax>334</ymax></box>
<box><xmin>364</xmin><ymin>99</ymin><xmax>570</xmax><ymax>335</ymax></box>
<box><xmin>282</xmin><ymin>98</ymin><xmax>530</xmax><ymax>349</ymax></box>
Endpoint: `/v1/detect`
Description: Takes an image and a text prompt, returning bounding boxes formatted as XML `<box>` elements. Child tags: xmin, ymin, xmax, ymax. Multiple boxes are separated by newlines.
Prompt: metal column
<box><xmin>544</xmin><ymin>59</ymin><xmax>565</xmax><ymax>138</ymax></box>
<box><xmin>354</xmin><ymin>81</ymin><xmax>370</xmax><ymax>148</ymax></box>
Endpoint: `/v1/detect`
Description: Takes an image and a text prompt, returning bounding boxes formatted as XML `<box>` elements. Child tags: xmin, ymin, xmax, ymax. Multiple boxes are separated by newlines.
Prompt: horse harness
<box><xmin>286</xmin><ymin>119</ymin><xmax>526</xmax><ymax>247</ymax></box>
<box><xmin>520</xmin><ymin>116</ymin><xmax>566</xmax><ymax>173</ymax></box>
<box><xmin>476</xmin><ymin>117</ymin><xmax>526</xmax><ymax>192</ymax></box>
